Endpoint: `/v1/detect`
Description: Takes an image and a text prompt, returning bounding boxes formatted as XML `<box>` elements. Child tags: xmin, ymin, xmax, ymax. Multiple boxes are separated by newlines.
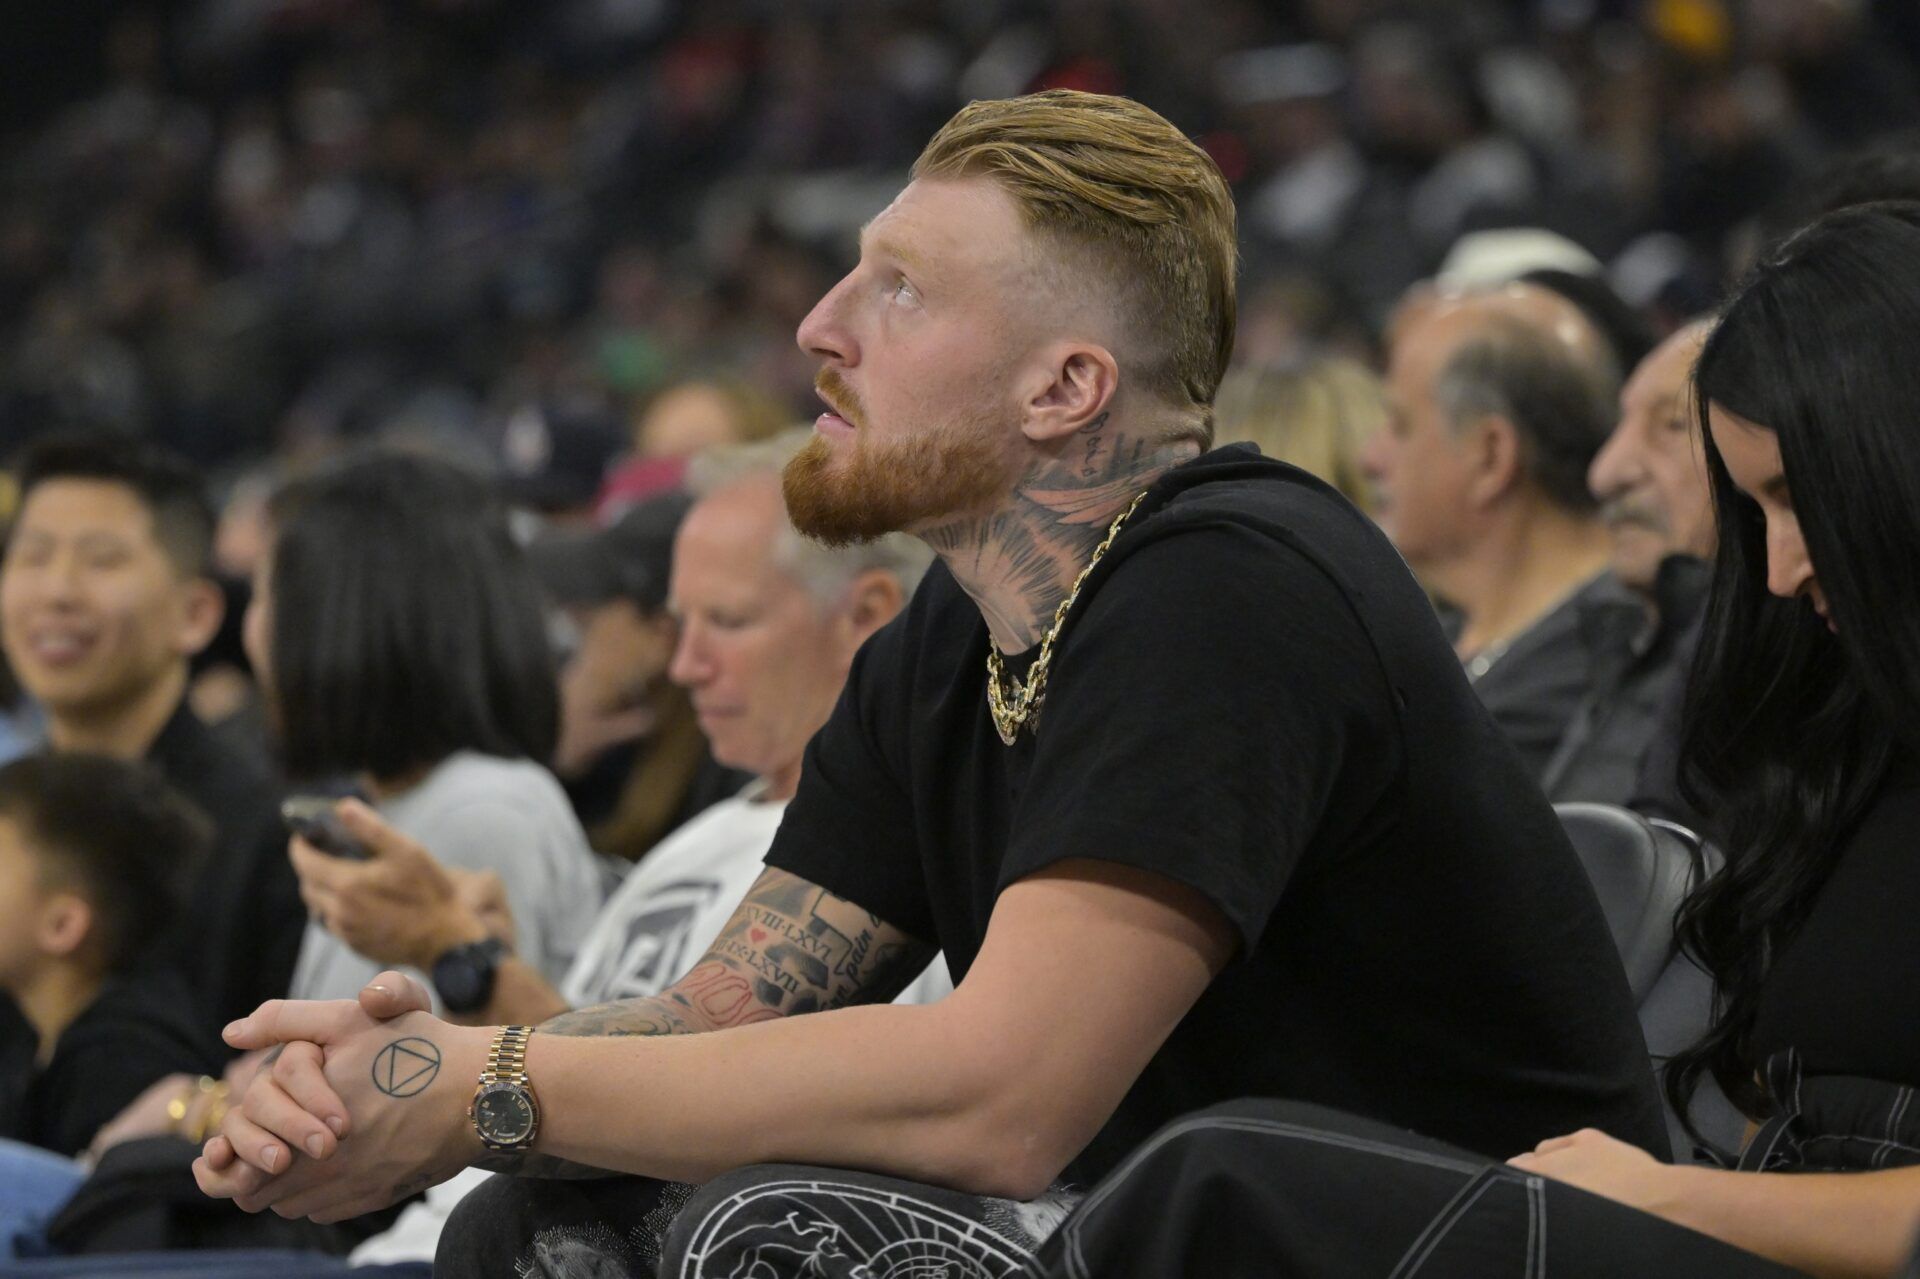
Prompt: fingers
<box><xmin>336</xmin><ymin>798</ymin><xmax>431</xmax><ymax>865</ymax></box>
<box><xmin>1510</xmin><ymin>1129</ymin><xmax>1592</xmax><ymax>1165</ymax></box>
<box><xmin>359</xmin><ymin>970</ymin><xmax>434</xmax><ymax>1020</ymax></box>
<box><xmin>288</xmin><ymin>836</ymin><xmax>357</xmax><ymax>891</ymax></box>
<box><xmin>220</xmin><ymin>1101</ymin><xmax>295</xmax><ymax>1178</ymax></box>
<box><xmin>203</xmin><ymin>1134</ymin><xmax>236</xmax><ymax>1171</ymax></box>
<box><xmin>223</xmin><ymin>995</ymin><xmax>361</xmax><ymax>1051</ymax></box>
<box><xmin>293</xmin><ymin>863</ymin><xmax>342</xmax><ymax>925</ymax></box>
<box><xmin>193</xmin><ymin>1152</ymin><xmax>268</xmax><ymax>1206</ymax></box>
<box><xmin>270</xmin><ymin>1040</ymin><xmax>352</xmax><ymax>1140</ymax></box>
<box><xmin>1534</xmin><ymin>1132</ymin><xmax>1582</xmax><ymax>1155</ymax></box>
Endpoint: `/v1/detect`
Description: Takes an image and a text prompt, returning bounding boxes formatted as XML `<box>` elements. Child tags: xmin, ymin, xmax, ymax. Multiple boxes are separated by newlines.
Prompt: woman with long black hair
<box><xmin>251</xmin><ymin>452</ymin><xmax>605</xmax><ymax>1003</ymax></box>
<box><xmin>1027</xmin><ymin>203</ymin><xmax>1920</xmax><ymax>1278</ymax></box>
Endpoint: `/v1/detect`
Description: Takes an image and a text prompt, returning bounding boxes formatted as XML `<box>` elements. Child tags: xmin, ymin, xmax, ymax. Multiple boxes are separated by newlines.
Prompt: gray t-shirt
<box><xmin>290</xmin><ymin>752</ymin><xmax>604</xmax><ymax>1003</ymax></box>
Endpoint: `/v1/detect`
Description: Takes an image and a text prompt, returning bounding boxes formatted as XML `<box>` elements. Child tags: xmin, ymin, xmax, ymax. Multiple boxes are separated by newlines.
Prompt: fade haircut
<box><xmin>913</xmin><ymin>89</ymin><xmax>1238</xmax><ymax>445</ymax></box>
<box><xmin>1432</xmin><ymin>314</ymin><xmax>1618</xmax><ymax>514</ymax></box>
<box><xmin>0</xmin><ymin>753</ymin><xmax>208</xmax><ymax>974</ymax></box>
<box><xmin>12</xmin><ymin>433</ymin><xmax>216</xmax><ymax>578</ymax></box>
<box><xmin>688</xmin><ymin>429</ymin><xmax>933</xmax><ymax>602</ymax></box>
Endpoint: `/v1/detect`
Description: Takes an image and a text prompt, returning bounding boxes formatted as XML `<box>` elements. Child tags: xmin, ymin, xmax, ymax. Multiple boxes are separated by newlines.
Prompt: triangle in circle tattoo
<box><xmin>372</xmin><ymin>1037</ymin><xmax>442</xmax><ymax>1097</ymax></box>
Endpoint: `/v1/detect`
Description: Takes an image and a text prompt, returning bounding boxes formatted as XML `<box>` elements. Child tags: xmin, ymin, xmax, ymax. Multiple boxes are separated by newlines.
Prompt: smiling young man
<box><xmin>195</xmin><ymin>92</ymin><xmax>1665</xmax><ymax>1278</ymax></box>
<box><xmin>0</xmin><ymin>437</ymin><xmax>299</xmax><ymax>1045</ymax></box>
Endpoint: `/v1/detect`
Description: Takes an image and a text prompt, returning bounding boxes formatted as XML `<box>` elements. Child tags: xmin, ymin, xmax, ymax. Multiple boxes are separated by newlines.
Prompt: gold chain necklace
<box><xmin>985</xmin><ymin>492</ymin><xmax>1147</xmax><ymax>745</ymax></box>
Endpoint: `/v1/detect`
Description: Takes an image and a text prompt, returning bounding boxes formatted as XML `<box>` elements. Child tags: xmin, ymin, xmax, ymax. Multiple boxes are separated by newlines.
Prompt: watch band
<box><xmin>480</xmin><ymin>1024</ymin><xmax>534</xmax><ymax>1087</ymax></box>
<box><xmin>469</xmin><ymin>1024</ymin><xmax>541</xmax><ymax>1150</ymax></box>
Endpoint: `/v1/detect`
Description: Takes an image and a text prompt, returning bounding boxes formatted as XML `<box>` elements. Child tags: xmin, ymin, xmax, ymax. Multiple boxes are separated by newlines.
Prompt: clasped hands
<box><xmin>192</xmin><ymin>971</ymin><xmax>492</xmax><ymax>1223</ymax></box>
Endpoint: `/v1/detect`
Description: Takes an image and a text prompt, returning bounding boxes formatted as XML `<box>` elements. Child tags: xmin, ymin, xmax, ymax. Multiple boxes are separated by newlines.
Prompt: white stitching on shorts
<box><xmin>1059</xmin><ymin>1116</ymin><xmax>1484</xmax><ymax>1279</ymax></box>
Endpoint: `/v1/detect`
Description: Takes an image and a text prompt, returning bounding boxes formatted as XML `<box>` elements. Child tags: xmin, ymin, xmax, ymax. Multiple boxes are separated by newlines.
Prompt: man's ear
<box><xmin>842</xmin><ymin>569</ymin><xmax>906</xmax><ymax>644</ymax></box>
<box><xmin>175</xmin><ymin>577</ymin><xmax>226</xmax><ymax>659</ymax></box>
<box><xmin>1465</xmin><ymin>415</ymin><xmax>1524</xmax><ymax>508</ymax></box>
<box><xmin>38</xmin><ymin>891</ymin><xmax>93</xmax><ymax>961</ymax></box>
<box><xmin>1020</xmin><ymin>343</ymin><xmax>1121</xmax><ymax>446</ymax></box>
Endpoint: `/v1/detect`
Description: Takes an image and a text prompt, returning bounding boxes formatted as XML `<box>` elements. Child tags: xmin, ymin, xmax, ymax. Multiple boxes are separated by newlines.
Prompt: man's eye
<box><xmin>890</xmin><ymin>277</ymin><xmax>916</xmax><ymax>302</ymax></box>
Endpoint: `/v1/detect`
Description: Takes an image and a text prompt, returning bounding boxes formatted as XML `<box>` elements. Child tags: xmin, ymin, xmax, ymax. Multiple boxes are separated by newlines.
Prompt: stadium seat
<box><xmin>1554</xmin><ymin>803</ymin><xmax>1743</xmax><ymax>1159</ymax></box>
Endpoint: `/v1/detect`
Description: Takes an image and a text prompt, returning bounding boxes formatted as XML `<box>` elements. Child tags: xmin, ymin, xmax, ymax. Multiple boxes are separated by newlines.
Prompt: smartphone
<box><xmin>281</xmin><ymin>796</ymin><xmax>374</xmax><ymax>861</ymax></box>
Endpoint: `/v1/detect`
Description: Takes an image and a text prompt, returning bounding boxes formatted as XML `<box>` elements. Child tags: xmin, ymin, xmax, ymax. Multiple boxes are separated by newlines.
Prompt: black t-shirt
<box><xmin>146</xmin><ymin>700</ymin><xmax>303</xmax><ymax>1042</ymax></box>
<box><xmin>767</xmin><ymin>446</ymin><xmax>1667</xmax><ymax>1183</ymax></box>
<box><xmin>1751</xmin><ymin>755</ymin><xmax>1920</xmax><ymax>1083</ymax></box>
<box><xmin>0</xmin><ymin>971</ymin><xmax>215</xmax><ymax>1156</ymax></box>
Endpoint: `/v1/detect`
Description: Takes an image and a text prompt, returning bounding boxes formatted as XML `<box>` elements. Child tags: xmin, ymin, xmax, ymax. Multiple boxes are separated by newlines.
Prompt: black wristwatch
<box><xmin>432</xmin><ymin>937</ymin><xmax>508</xmax><ymax>1013</ymax></box>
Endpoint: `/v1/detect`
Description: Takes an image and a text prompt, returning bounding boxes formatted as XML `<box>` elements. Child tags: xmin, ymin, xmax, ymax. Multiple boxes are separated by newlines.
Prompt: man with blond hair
<box><xmin>196</xmin><ymin>91</ymin><xmax>1663</xmax><ymax>1277</ymax></box>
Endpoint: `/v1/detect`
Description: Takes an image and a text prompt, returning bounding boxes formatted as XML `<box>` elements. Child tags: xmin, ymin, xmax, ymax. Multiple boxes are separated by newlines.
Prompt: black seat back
<box><xmin>1553</xmin><ymin>803</ymin><xmax>1704</xmax><ymax>1004</ymax></box>
<box><xmin>1555</xmin><ymin>803</ymin><xmax>1746</xmax><ymax>1158</ymax></box>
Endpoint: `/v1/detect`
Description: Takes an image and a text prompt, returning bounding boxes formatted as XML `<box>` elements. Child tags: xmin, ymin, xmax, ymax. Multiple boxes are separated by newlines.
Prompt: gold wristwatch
<box><xmin>468</xmin><ymin>1025</ymin><xmax>540</xmax><ymax>1150</ymax></box>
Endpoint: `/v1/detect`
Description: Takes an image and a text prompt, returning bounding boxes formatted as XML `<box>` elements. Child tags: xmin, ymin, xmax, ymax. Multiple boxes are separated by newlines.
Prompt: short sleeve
<box><xmin>1001</xmin><ymin>521</ymin><xmax>1400</xmax><ymax>955</ymax></box>
<box><xmin>763</xmin><ymin>612</ymin><xmax>935</xmax><ymax>942</ymax></box>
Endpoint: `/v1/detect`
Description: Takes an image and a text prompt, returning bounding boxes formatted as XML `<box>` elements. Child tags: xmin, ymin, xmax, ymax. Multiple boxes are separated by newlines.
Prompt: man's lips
<box><xmin>815</xmin><ymin>411</ymin><xmax>856</xmax><ymax>437</ymax></box>
<box><xmin>18</xmin><ymin>625</ymin><xmax>97</xmax><ymax>667</ymax></box>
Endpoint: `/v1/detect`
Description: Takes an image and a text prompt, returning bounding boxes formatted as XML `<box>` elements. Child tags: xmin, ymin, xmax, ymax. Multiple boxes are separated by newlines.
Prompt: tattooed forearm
<box><xmin>540</xmin><ymin>999</ymin><xmax>698</xmax><ymax>1038</ymax></box>
<box><xmin>496</xmin><ymin>871</ymin><xmax>928</xmax><ymax>1180</ymax></box>
<box><xmin>539</xmin><ymin>870</ymin><xmax>932</xmax><ymax>1041</ymax></box>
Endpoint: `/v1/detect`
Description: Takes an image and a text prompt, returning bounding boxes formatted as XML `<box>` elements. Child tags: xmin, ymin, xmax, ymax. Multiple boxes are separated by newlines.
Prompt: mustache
<box><xmin>814</xmin><ymin>369</ymin><xmax>866</xmax><ymax>430</ymax></box>
<box><xmin>1599</xmin><ymin>497</ymin><xmax>1668</xmax><ymax>532</ymax></box>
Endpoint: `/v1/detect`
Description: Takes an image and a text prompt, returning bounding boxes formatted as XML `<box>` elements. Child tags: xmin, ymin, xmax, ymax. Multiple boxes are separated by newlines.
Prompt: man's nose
<box><xmin>1587</xmin><ymin>422</ymin><xmax>1641</xmax><ymax>503</ymax></box>
<box><xmin>667</xmin><ymin>623</ymin><xmax>709</xmax><ymax>687</ymax></box>
<box><xmin>797</xmin><ymin>273</ymin><xmax>857</xmax><ymax>365</ymax></box>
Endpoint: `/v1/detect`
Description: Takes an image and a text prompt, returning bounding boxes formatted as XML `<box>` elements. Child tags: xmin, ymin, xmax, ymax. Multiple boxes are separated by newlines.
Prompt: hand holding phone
<box><xmin>281</xmin><ymin>796</ymin><xmax>375</xmax><ymax>860</ymax></box>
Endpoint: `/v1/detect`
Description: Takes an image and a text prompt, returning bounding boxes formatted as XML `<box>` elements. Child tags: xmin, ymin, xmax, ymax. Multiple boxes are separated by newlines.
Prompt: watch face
<box><xmin>473</xmin><ymin>1082</ymin><xmax>537</xmax><ymax>1146</ymax></box>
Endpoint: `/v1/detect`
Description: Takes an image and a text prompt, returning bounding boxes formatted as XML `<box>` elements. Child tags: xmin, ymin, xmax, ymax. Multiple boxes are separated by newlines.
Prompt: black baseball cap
<box><xmin>523</xmin><ymin>490</ymin><xmax>692</xmax><ymax>611</ymax></box>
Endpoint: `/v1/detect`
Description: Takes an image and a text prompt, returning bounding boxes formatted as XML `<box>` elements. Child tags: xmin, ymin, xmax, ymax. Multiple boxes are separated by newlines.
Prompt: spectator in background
<box><xmin>595</xmin><ymin>377</ymin><xmax>790</xmax><ymax>520</ymax></box>
<box><xmin>1547</xmin><ymin>319</ymin><xmax>1716</xmax><ymax>809</ymax></box>
<box><xmin>0</xmin><ymin>437</ymin><xmax>297</xmax><ymax>1045</ymax></box>
<box><xmin>296</xmin><ymin>432</ymin><xmax>947</xmax><ymax>1270</ymax></box>
<box><xmin>1212</xmin><ymin>357</ymin><xmax>1386</xmax><ymax>513</ymax></box>
<box><xmin>632</xmin><ymin>378</ymin><xmax>789</xmax><ymax>462</ymax></box>
<box><xmin>1364</xmin><ymin>283</ymin><xmax>1620</xmax><ymax>782</ymax></box>
<box><xmin>527</xmin><ymin>490</ymin><xmax>747</xmax><ymax>868</ymax></box>
<box><xmin>0</xmin><ymin>754</ymin><xmax>215</xmax><ymax>1157</ymax></box>
<box><xmin>250</xmin><ymin>453</ymin><xmax>604</xmax><ymax>1003</ymax></box>
<box><xmin>290</xmin><ymin>432</ymin><xmax>939</xmax><ymax>1031</ymax></box>
<box><xmin>83</xmin><ymin>450</ymin><xmax>608</xmax><ymax>1158</ymax></box>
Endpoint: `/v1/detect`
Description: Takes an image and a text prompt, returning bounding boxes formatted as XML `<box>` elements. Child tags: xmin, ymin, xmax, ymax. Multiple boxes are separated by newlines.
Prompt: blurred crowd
<box><xmin>6</xmin><ymin>0</ymin><xmax>1919</xmax><ymax>482</ymax></box>
<box><xmin>4</xmin><ymin>2</ymin><xmax>1920</xmax><ymax>1273</ymax></box>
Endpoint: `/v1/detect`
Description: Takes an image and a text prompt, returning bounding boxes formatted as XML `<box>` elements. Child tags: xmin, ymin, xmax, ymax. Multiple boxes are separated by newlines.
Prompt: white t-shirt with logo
<box><xmin>559</xmin><ymin>784</ymin><xmax>952</xmax><ymax>1006</ymax></box>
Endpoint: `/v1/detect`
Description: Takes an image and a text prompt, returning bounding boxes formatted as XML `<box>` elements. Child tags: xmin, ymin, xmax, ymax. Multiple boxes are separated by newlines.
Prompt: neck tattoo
<box><xmin>985</xmin><ymin>491</ymin><xmax>1146</xmax><ymax>745</ymax></box>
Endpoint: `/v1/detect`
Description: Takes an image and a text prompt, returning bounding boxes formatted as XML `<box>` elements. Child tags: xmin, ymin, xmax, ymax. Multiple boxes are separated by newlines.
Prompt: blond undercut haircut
<box><xmin>913</xmin><ymin>89</ymin><xmax>1238</xmax><ymax>446</ymax></box>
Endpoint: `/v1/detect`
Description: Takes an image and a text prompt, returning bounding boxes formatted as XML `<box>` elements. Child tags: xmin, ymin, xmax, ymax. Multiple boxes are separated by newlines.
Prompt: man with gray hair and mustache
<box><xmin>1565</xmin><ymin>319</ymin><xmax>1718</xmax><ymax>816</ymax></box>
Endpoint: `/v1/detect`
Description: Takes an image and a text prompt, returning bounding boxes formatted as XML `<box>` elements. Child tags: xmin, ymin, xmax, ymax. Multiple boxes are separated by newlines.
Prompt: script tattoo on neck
<box><xmin>479</xmin><ymin>869</ymin><xmax>932</xmax><ymax>1180</ymax></box>
<box><xmin>925</xmin><ymin>414</ymin><xmax>1197</xmax><ymax>651</ymax></box>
